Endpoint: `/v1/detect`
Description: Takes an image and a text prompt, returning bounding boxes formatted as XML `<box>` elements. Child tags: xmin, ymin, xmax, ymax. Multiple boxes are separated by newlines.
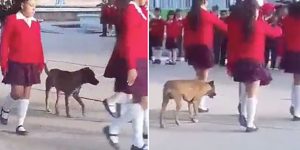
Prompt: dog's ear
<box><xmin>208</xmin><ymin>81</ymin><xmax>214</xmax><ymax>86</ymax></box>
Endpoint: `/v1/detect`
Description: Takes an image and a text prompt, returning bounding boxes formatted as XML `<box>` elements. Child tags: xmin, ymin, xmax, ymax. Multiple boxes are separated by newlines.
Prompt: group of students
<box><xmin>0</xmin><ymin>0</ymin><xmax>148</xmax><ymax>150</ymax></box>
<box><xmin>169</xmin><ymin>0</ymin><xmax>300</xmax><ymax>133</ymax></box>
<box><xmin>149</xmin><ymin>8</ymin><xmax>184</xmax><ymax>65</ymax></box>
<box><xmin>98</xmin><ymin>0</ymin><xmax>118</xmax><ymax>37</ymax></box>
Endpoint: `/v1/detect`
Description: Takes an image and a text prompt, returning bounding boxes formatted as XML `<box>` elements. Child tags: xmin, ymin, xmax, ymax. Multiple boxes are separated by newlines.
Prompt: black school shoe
<box><xmin>290</xmin><ymin>106</ymin><xmax>295</xmax><ymax>116</ymax></box>
<box><xmin>152</xmin><ymin>59</ymin><xmax>161</xmax><ymax>64</ymax></box>
<box><xmin>245</xmin><ymin>126</ymin><xmax>259</xmax><ymax>133</ymax></box>
<box><xmin>0</xmin><ymin>108</ymin><xmax>9</xmax><ymax>125</ymax></box>
<box><xmin>143</xmin><ymin>133</ymin><xmax>148</xmax><ymax>139</ymax></box>
<box><xmin>131</xmin><ymin>144</ymin><xmax>148</xmax><ymax>150</ymax></box>
<box><xmin>198</xmin><ymin>108</ymin><xmax>209</xmax><ymax>113</ymax></box>
<box><xmin>103</xmin><ymin>126</ymin><xmax>120</xmax><ymax>150</ymax></box>
<box><xmin>292</xmin><ymin>116</ymin><xmax>300</xmax><ymax>121</ymax></box>
<box><xmin>102</xmin><ymin>100</ymin><xmax>121</xmax><ymax>118</ymax></box>
<box><xmin>165</xmin><ymin>60</ymin><xmax>176</xmax><ymax>65</ymax></box>
<box><xmin>16</xmin><ymin>125</ymin><xmax>28</xmax><ymax>136</ymax></box>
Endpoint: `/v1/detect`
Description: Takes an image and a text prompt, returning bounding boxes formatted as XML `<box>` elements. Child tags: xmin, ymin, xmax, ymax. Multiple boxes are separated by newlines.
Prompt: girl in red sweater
<box><xmin>149</xmin><ymin>7</ymin><xmax>165</xmax><ymax>64</ymax></box>
<box><xmin>103</xmin><ymin>0</ymin><xmax>148</xmax><ymax>150</ymax></box>
<box><xmin>280</xmin><ymin>2</ymin><xmax>300</xmax><ymax>121</ymax></box>
<box><xmin>183</xmin><ymin>0</ymin><xmax>227</xmax><ymax>112</ymax></box>
<box><xmin>0</xmin><ymin>0</ymin><xmax>44</xmax><ymax>136</ymax></box>
<box><xmin>165</xmin><ymin>10</ymin><xmax>179</xmax><ymax>65</ymax></box>
<box><xmin>227</xmin><ymin>0</ymin><xmax>282</xmax><ymax>132</ymax></box>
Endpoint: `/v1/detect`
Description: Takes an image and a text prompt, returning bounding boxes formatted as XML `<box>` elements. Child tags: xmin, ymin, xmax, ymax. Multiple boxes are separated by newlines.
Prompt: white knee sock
<box><xmin>2</xmin><ymin>95</ymin><xmax>15</xmax><ymax>112</ymax></box>
<box><xmin>110</xmin><ymin>103</ymin><xmax>137</xmax><ymax>141</ymax></box>
<box><xmin>16</xmin><ymin>99</ymin><xmax>29</xmax><ymax>130</ymax></box>
<box><xmin>246</xmin><ymin>97</ymin><xmax>258</xmax><ymax>128</ymax></box>
<box><xmin>143</xmin><ymin>109</ymin><xmax>149</xmax><ymax>136</ymax></box>
<box><xmin>199</xmin><ymin>96</ymin><xmax>208</xmax><ymax>110</ymax></box>
<box><xmin>291</xmin><ymin>85</ymin><xmax>296</xmax><ymax>108</ymax></box>
<box><xmin>154</xmin><ymin>48</ymin><xmax>162</xmax><ymax>60</ymax></box>
<box><xmin>239</xmin><ymin>83</ymin><xmax>247</xmax><ymax>116</ymax></box>
<box><xmin>172</xmin><ymin>49</ymin><xmax>177</xmax><ymax>62</ymax></box>
<box><xmin>294</xmin><ymin>86</ymin><xmax>300</xmax><ymax>117</ymax></box>
<box><xmin>132</xmin><ymin>104</ymin><xmax>144</xmax><ymax>148</ymax></box>
<box><xmin>107</xmin><ymin>93</ymin><xmax>129</xmax><ymax>113</ymax></box>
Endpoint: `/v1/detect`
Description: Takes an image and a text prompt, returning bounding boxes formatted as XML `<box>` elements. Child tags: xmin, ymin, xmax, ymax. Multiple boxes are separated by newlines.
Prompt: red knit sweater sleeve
<box><xmin>124</xmin><ymin>7</ymin><xmax>137</xmax><ymax>70</ymax></box>
<box><xmin>209</xmin><ymin>13</ymin><xmax>228</xmax><ymax>33</ymax></box>
<box><xmin>0</xmin><ymin>15</ymin><xmax>14</xmax><ymax>72</ymax></box>
<box><xmin>263</xmin><ymin>22</ymin><xmax>282</xmax><ymax>38</ymax></box>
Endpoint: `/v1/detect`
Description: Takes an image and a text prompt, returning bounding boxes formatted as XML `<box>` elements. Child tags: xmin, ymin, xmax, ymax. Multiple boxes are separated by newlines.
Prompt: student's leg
<box><xmin>245</xmin><ymin>80</ymin><xmax>260</xmax><ymax>131</ymax></box>
<box><xmin>292</xmin><ymin>74</ymin><xmax>300</xmax><ymax>120</ymax></box>
<box><xmin>196</xmin><ymin>69</ymin><xmax>210</xmax><ymax>112</ymax></box>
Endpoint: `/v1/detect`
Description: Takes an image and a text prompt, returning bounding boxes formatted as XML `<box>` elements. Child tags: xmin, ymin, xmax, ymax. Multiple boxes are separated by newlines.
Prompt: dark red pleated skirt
<box><xmin>185</xmin><ymin>45</ymin><xmax>215</xmax><ymax>69</ymax></box>
<box><xmin>2</xmin><ymin>61</ymin><xmax>41</xmax><ymax>86</ymax></box>
<box><xmin>232</xmin><ymin>59</ymin><xmax>272</xmax><ymax>86</ymax></box>
<box><xmin>165</xmin><ymin>37</ymin><xmax>177</xmax><ymax>50</ymax></box>
<box><xmin>150</xmin><ymin>35</ymin><xmax>163</xmax><ymax>47</ymax></box>
<box><xmin>281</xmin><ymin>51</ymin><xmax>300</xmax><ymax>74</ymax></box>
<box><xmin>128</xmin><ymin>59</ymin><xmax>148</xmax><ymax>103</ymax></box>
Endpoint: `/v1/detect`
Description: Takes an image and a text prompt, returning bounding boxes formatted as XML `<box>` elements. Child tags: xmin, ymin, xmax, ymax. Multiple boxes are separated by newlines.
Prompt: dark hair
<box><xmin>231</xmin><ymin>0</ymin><xmax>259</xmax><ymax>41</ymax></box>
<box><xmin>167</xmin><ymin>10</ymin><xmax>175</xmax><ymax>20</ymax></box>
<box><xmin>288</xmin><ymin>1</ymin><xmax>300</xmax><ymax>18</ymax></box>
<box><xmin>155</xmin><ymin>7</ymin><xmax>161</xmax><ymax>12</ymax></box>
<box><xmin>0</xmin><ymin>0</ymin><xmax>25</xmax><ymax>24</ymax></box>
<box><xmin>175</xmin><ymin>9</ymin><xmax>181</xmax><ymax>13</ymax></box>
<box><xmin>187</xmin><ymin>0</ymin><xmax>203</xmax><ymax>31</ymax></box>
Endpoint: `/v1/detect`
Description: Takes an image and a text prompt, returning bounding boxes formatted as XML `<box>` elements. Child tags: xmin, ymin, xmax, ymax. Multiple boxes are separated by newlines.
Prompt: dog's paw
<box><xmin>82</xmin><ymin>113</ymin><xmax>86</xmax><ymax>117</ymax></box>
<box><xmin>66</xmin><ymin>115</ymin><xmax>72</xmax><ymax>118</ymax></box>
<box><xmin>191</xmin><ymin>118</ymin><xmax>199</xmax><ymax>123</ymax></box>
<box><xmin>175</xmin><ymin>120</ymin><xmax>180</xmax><ymax>126</ymax></box>
<box><xmin>160</xmin><ymin>124</ymin><xmax>165</xmax><ymax>128</ymax></box>
<box><xmin>55</xmin><ymin>112</ymin><xmax>60</xmax><ymax>116</ymax></box>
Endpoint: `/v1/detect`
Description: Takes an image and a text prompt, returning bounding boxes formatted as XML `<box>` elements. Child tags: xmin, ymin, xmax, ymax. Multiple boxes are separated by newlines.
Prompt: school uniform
<box><xmin>149</xmin><ymin>17</ymin><xmax>165</xmax><ymax>47</ymax></box>
<box><xmin>280</xmin><ymin>16</ymin><xmax>300</xmax><ymax>74</ymax></box>
<box><xmin>1</xmin><ymin>12</ymin><xmax>44</xmax><ymax>86</ymax></box>
<box><xmin>227</xmin><ymin>18</ymin><xmax>282</xmax><ymax>86</ymax></box>
<box><xmin>0</xmin><ymin>11</ymin><xmax>44</xmax><ymax>135</ymax></box>
<box><xmin>165</xmin><ymin>20</ymin><xmax>180</xmax><ymax>50</ymax></box>
<box><xmin>183</xmin><ymin>8</ymin><xmax>227</xmax><ymax>69</ymax></box>
<box><xmin>107</xmin><ymin>2</ymin><xmax>148</xmax><ymax>149</ymax></box>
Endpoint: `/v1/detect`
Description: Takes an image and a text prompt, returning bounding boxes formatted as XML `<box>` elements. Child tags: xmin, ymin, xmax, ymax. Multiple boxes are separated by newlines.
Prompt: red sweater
<box><xmin>124</xmin><ymin>3</ymin><xmax>148</xmax><ymax>70</ymax></box>
<box><xmin>166</xmin><ymin>20</ymin><xmax>180</xmax><ymax>38</ymax></box>
<box><xmin>183</xmin><ymin>9</ymin><xmax>227</xmax><ymax>49</ymax></box>
<box><xmin>174</xmin><ymin>18</ymin><xmax>183</xmax><ymax>37</ymax></box>
<box><xmin>149</xmin><ymin>17</ymin><xmax>165</xmax><ymax>39</ymax></box>
<box><xmin>227</xmin><ymin>19</ymin><xmax>282</xmax><ymax>71</ymax></box>
<box><xmin>282</xmin><ymin>16</ymin><xmax>300</xmax><ymax>53</ymax></box>
<box><xmin>0</xmin><ymin>14</ymin><xmax>44</xmax><ymax>72</ymax></box>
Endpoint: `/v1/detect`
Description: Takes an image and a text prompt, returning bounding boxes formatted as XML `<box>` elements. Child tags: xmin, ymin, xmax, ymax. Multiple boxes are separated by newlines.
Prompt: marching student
<box><xmin>280</xmin><ymin>2</ymin><xmax>300</xmax><ymax>120</ymax></box>
<box><xmin>183</xmin><ymin>0</ymin><xmax>227</xmax><ymax>113</ymax></box>
<box><xmin>227</xmin><ymin>0</ymin><xmax>282</xmax><ymax>132</ymax></box>
<box><xmin>149</xmin><ymin>7</ymin><xmax>165</xmax><ymax>64</ymax></box>
<box><xmin>165</xmin><ymin>10</ymin><xmax>180</xmax><ymax>65</ymax></box>
<box><xmin>102</xmin><ymin>0</ymin><xmax>148</xmax><ymax>150</ymax></box>
<box><xmin>0</xmin><ymin>0</ymin><xmax>44</xmax><ymax>135</ymax></box>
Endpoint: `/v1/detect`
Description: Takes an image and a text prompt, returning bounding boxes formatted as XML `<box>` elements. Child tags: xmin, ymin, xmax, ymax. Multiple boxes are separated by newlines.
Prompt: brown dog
<box><xmin>44</xmin><ymin>65</ymin><xmax>99</xmax><ymax>118</ymax></box>
<box><xmin>160</xmin><ymin>80</ymin><xmax>216</xmax><ymax>128</ymax></box>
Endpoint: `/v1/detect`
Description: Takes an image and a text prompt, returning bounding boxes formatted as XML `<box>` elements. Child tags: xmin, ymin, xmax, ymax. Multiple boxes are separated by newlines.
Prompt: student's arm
<box><xmin>0</xmin><ymin>16</ymin><xmax>14</xmax><ymax>74</ymax></box>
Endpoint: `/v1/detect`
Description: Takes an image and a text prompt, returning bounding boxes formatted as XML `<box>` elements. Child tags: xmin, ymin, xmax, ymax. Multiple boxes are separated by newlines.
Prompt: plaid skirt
<box><xmin>2</xmin><ymin>61</ymin><xmax>41</xmax><ymax>86</ymax></box>
<box><xmin>185</xmin><ymin>45</ymin><xmax>215</xmax><ymax>69</ymax></box>
<box><xmin>281</xmin><ymin>51</ymin><xmax>300</xmax><ymax>74</ymax></box>
<box><xmin>232</xmin><ymin>59</ymin><xmax>272</xmax><ymax>86</ymax></box>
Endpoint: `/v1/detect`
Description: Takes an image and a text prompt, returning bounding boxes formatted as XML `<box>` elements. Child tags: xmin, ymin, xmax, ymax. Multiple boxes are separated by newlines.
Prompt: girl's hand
<box><xmin>127</xmin><ymin>69</ymin><xmax>138</xmax><ymax>86</ymax></box>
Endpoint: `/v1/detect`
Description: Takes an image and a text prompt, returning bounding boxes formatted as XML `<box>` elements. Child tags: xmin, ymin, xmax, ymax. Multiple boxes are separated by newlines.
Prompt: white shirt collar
<box><xmin>129</xmin><ymin>1</ymin><xmax>147</xmax><ymax>20</ymax></box>
<box><xmin>16</xmin><ymin>11</ymin><xmax>36</xmax><ymax>27</ymax></box>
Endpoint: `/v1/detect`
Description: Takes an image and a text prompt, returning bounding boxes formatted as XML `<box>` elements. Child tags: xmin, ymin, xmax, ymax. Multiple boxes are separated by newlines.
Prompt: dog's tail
<box><xmin>44</xmin><ymin>63</ymin><xmax>50</xmax><ymax>75</ymax></box>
